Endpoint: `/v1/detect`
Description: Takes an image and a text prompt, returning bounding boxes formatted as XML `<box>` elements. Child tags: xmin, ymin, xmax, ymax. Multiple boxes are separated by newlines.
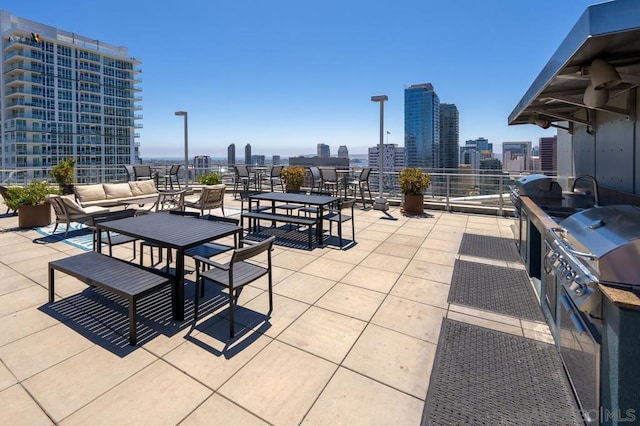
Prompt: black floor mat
<box><xmin>448</xmin><ymin>259</ymin><xmax>544</xmax><ymax>322</ymax></box>
<box><xmin>421</xmin><ymin>319</ymin><xmax>583</xmax><ymax>426</ymax></box>
<box><xmin>458</xmin><ymin>233</ymin><xmax>520</xmax><ymax>262</ymax></box>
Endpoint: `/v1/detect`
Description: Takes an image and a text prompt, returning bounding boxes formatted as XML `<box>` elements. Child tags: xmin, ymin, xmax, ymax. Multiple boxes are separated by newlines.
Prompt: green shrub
<box><xmin>281</xmin><ymin>166</ymin><xmax>305</xmax><ymax>189</ymax></box>
<box><xmin>50</xmin><ymin>158</ymin><xmax>76</xmax><ymax>185</ymax></box>
<box><xmin>5</xmin><ymin>181</ymin><xmax>57</xmax><ymax>210</ymax></box>
<box><xmin>196</xmin><ymin>172</ymin><xmax>221</xmax><ymax>185</ymax></box>
<box><xmin>398</xmin><ymin>168</ymin><xmax>431</xmax><ymax>195</ymax></box>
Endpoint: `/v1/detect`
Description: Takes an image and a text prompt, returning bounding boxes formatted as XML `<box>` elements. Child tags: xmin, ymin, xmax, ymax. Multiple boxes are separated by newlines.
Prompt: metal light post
<box><xmin>371</xmin><ymin>95</ymin><xmax>389</xmax><ymax>211</ymax></box>
<box><xmin>175</xmin><ymin>111</ymin><xmax>189</xmax><ymax>190</ymax></box>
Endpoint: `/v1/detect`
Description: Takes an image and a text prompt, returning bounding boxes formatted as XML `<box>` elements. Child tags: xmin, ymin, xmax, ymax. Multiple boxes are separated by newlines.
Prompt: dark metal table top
<box><xmin>97</xmin><ymin>213</ymin><xmax>241</xmax><ymax>249</ymax></box>
<box><xmin>249</xmin><ymin>192</ymin><xmax>338</xmax><ymax>206</ymax></box>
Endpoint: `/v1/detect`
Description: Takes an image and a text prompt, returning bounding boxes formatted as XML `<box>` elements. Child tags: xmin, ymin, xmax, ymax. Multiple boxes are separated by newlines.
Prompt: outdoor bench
<box><xmin>48</xmin><ymin>251</ymin><xmax>173</xmax><ymax>345</ymax></box>
<box><xmin>241</xmin><ymin>211</ymin><xmax>317</xmax><ymax>249</ymax></box>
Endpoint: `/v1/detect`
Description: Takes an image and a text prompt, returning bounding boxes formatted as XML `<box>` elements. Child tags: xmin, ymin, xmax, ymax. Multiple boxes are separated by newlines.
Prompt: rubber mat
<box><xmin>421</xmin><ymin>319</ymin><xmax>583</xmax><ymax>425</ymax></box>
<box><xmin>448</xmin><ymin>259</ymin><xmax>545</xmax><ymax>322</ymax></box>
<box><xmin>458</xmin><ymin>233</ymin><xmax>520</xmax><ymax>262</ymax></box>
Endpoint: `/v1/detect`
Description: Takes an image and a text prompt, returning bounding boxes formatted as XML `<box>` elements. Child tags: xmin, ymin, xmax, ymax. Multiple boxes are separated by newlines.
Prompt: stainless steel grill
<box><xmin>510</xmin><ymin>174</ymin><xmax>562</xmax><ymax>214</ymax></box>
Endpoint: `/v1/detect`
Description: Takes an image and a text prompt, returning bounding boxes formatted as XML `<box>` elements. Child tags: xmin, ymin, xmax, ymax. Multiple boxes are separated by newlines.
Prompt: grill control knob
<box><xmin>565</xmin><ymin>270</ymin><xmax>576</xmax><ymax>282</ymax></box>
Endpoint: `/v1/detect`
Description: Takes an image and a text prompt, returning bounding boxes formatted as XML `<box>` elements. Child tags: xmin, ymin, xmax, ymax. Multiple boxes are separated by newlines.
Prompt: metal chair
<box><xmin>193</xmin><ymin>236</ymin><xmax>276</xmax><ymax>337</ymax></box>
<box><xmin>184</xmin><ymin>184</ymin><xmax>225</xmax><ymax>216</ymax></box>
<box><xmin>266</xmin><ymin>165</ymin><xmax>284</xmax><ymax>192</ymax></box>
<box><xmin>139</xmin><ymin>209</ymin><xmax>198</xmax><ymax>269</ymax></box>
<box><xmin>319</xmin><ymin>167</ymin><xmax>341</xmax><ymax>197</ymax></box>
<box><xmin>188</xmin><ymin>215</ymin><xmax>240</xmax><ymax>287</ymax></box>
<box><xmin>123</xmin><ymin>165</ymin><xmax>135</xmax><ymax>182</ymax></box>
<box><xmin>136</xmin><ymin>189</ymin><xmax>185</xmax><ymax>214</ymax></box>
<box><xmin>90</xmin><ymin>209</ymin><xmax>138</xmax><ymax>258</ymax></box>
<box><xmin>307</xmin><ymin>166</ymin><xmax>323</xmax><ymax>192</ymax></box>
<box><xmin>47</xmin><ymin>194</ymin><xmax>109</xmax><ymax>235</ymax></box>
<box><xmin>350</xmin><ymin>167</ymin><xmax>373</xmax><ymax>208</ymax></box>
<box><xmin>233</xmin><ymin>165</ymin><xmax>255</xmax><ymax>199</ymax></box>
<box><xmin>323</xmin><ymin>198</ymin><xmax>356</xmax><ymax>249</ymax></box>
<box><xmin>164</xmin><ymin>164</ymin><xmax>182</xmax><ymax>190</ymax></box>
<box><xmin>133</xmin><ymin>165</ymin><xmax>154</xmax><ymax>181</ymax></box>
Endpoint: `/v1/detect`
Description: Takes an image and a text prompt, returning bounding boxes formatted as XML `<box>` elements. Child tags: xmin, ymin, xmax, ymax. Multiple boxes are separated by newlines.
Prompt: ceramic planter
<box><xmin>18</xmin><ymin>203</ymin><xmax>52</xmax><ymax>228</ymax></box>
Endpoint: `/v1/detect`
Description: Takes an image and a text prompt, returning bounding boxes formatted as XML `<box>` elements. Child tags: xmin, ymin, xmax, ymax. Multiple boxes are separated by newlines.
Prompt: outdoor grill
<box><xmin>510</xmin><ymin>174</ymin><xmax>562</xmax><ymax>215</ymax></box>
<box><xmin>546</xmin><ymin>204</ymin><xmax>640</xmax><ymax>315</ymax></box>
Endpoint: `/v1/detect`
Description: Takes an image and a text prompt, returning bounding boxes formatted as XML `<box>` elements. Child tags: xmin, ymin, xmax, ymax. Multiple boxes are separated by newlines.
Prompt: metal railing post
<box><xmin>445</xmin><ymin>174</ymin><xmax>451</xmax><ymax>212</ymax></box>
<box><xmin>498</xmin><ymin>175</ymin><xmax>504</xmax><ymax>216</ymax></box>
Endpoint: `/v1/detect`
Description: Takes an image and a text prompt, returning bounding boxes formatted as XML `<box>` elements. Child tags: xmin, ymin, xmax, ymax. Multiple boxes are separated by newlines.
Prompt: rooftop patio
<box><xmin>0</xmin><ymin>193</ymin><xmax>560</xmax><ymax>425</ymax></box>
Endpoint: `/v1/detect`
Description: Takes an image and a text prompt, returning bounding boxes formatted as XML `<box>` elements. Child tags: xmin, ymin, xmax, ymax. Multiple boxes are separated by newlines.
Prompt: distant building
<box><xmin>368</xmin><ymin>143</ymin><xmax>405</xmax><ymax>192</ymax></box>
<box><xmin>227</xmin><ymin>144</ymin><xmax>236</xmax><ymax>166</ymax></box>
<box><xmin>288</xmin><ymin>156</ymin><xmax>348</xmax><ymax>167</ymax></box>
<box><xmin>272</xmin><ymin>155</ymin><xmax>281</xmax><ymax>166</ymax></box>
<box><xmin>317</xmin><ymin>143</ymin><xmax>330</xmax><ymax>158</ymax></box>
<box><xmin>539</xmin><ymin>136</ymin><xmax>557</xmax><ymax>174</ymax></box>
<box><xmin>194</xmin><ymin>155</ymin><xmax>211</xmax><ymax>177</ymax></box>
<box><xmin>405</xmin><ymin>83</ymin><xmax>439</xmax><ymax>169</ymax></box>
<box><xmin>439</xmin><ymin>103</ymin><xmax>459</xmax><ymax>169</ymax></box>
<box><xmin>251</xmin><ymin>155</ymin><xmax>265</xmax><ymax>166</ymax></box>
<box><xmin>244</xmin><ymin>144</ymin><xmax>252</xmax><ymax>165</ymax></box>
<box><xmin>337</xmin><ymin>145</ymin><xmax>349</xmax><ymax>159</ymax></box>
<box><xmin>502</xmin><ymin>141</ymin><xmax>532</xmax><ymax>172</ymax></box>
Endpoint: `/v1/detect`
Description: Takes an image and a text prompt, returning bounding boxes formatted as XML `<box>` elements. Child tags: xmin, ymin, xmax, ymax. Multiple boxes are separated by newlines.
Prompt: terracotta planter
<box><xmin>402</xmin><ymin>194</ymin><xmax>424</xmax><ymax>215</ymax></box>
<box><xmin>18</xmin><ymin>203</ymin><xmax>52</xmax><ymax>228</ymax></box>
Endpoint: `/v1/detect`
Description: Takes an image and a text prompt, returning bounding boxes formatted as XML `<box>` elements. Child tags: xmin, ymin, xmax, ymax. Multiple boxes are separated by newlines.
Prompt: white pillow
<box><xmin>104</xmin><ymin>183</ymin><xmax>134</xmax><ymax>199</ymax></box>
<box><xmin>74</xmin><ymin>184</ymin><xmax>106</xmax><ymax>202</ymax></box>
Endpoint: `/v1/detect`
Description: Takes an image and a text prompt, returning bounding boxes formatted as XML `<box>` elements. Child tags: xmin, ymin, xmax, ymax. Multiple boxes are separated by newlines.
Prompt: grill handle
<box><xmin>549</xmin><ymin>227</ymin><xmax>597</xmax><ymax>261</ymax></box>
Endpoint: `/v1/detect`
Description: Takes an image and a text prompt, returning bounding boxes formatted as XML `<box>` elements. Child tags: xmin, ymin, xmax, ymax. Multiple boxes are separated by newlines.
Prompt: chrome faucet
<box><xmin>572</xmin><ymin>175</ymin><xmax>600</xmax><ymax>207</ymax></box>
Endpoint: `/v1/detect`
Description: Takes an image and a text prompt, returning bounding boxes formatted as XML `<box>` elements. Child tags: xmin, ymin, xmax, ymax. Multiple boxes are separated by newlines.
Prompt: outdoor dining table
<box><xmin>95</xmin><ymin>213</ymin><xmax>242</xmax><ymax>321</ymax></box>
<box><xmin>248</xmin><ymin>191</ymin><xmax>339</xmax><ymax>244</ymax></box>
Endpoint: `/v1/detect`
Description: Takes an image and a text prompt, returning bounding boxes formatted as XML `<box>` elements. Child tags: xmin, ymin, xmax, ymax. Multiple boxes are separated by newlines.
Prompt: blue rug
<box><xmin>34</xmin><ymin>208</ymin><xmax>243</xmax><ymax>251</ymax></box>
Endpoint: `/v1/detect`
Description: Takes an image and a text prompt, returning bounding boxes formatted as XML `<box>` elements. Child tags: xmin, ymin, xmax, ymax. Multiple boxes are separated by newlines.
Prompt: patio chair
<box><xmin>265</xmin><ymin>165</ymin><xmax>284</xmax><ymax>192</ymax></box>
<box><xmin>184</xmin><ymin>184</ymin><xmax>225</xmax><ymax>216</ymax></box>
<box><xmin>323</xmin><ymin>198</ymin><xmax>356</xmax><ymax>249</ymax></box>
<box><xmin>161</xmin><ymin>164</ymin><xmax>181</xmax><ymax>190</ymax></box>
<box><xmin>233</xmin><ymin>165</ymin><xmax>255</xmax><ymax>199</ymax></box>
<box><xmin>307</xmin><ymin>166</ymin><xmax>323</xmax><ymax>192</ymax></box>
<box><xmin>90</xmin><ymin>209</ymin><xmax>138</xmax><ymax>258</ymax></box>
<box><xmin>140</xmin><ymin>209</ymin><xmax>197</xmax><ymax>268</ymax></box>
<box><xmin>123</xmin><ymin>165</ymin><xmax>135</xmax><ymax>182</ymax></box>
<box><xmin>350</xmin><ymin>167</ymin><xmax>373</xmax><ymax>208</ymax></box>
<box><xmin>47</xmin><ymin>194</ymin><xmax>110</xmax><ymax>235</ymax></box>
<box><xmin>0</xmin><ymin>185</ymin><xmax>17</xmax><ymax>215</ymax></box>
<box><xmin>136</xmin><ymin>189</ymin><xmax>185</xmax><ymax>214</ymax></box>
<box><xmin>193</xmin><ymin>235</ymin><xmax>275</xmax><ymax>337</ymax></box>
<box><xmin>133</xmin><ymin>165</ymin><xmax>156</xmax><ymax>182</ymax></box>
<box><xmin>319</xmin><ymin>167</ymin><xmax>341</xmax><ymax>197</ymax></box>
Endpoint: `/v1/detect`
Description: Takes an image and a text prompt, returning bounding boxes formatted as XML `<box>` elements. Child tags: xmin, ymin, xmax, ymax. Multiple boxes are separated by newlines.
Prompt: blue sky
<box><xmin>9</xmin><ymin>0</ymin><xmax>598</xmax><ymax>158</ymax></box>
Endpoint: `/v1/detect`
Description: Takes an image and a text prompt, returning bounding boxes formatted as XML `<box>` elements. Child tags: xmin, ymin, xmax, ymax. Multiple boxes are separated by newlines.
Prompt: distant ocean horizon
<box><xmin>144</xmin><ymin>153</ymin><xmax>370</xmax><ymax>164</ymax></box>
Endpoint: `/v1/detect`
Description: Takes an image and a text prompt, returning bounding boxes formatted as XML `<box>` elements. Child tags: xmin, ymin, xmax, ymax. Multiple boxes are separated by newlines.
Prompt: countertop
<box><xmin>520</xmin><ymin>196</ymin><xmax>640</xmax><ymax>310</ymax></box>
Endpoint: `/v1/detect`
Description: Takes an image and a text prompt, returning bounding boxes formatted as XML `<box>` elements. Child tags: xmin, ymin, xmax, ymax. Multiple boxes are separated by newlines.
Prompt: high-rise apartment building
<box><xmin>272</xmin><ymin>155</ymin><xmax>281</xmax><ymax>166</ymax></box>
<box><xmin>317</xmin><ymin>143</ymin><xmax>330</xmax><ymax>158</ymax></box>
<box><xmin>337</xmin><ymin>145</ymin><xmax>349</xmax><ymax>159</ymax></box>
<box><xmin>244</xmin><ymin>143</ymin><xmax>252</xmax><ymax>164</ymax></box>
<box><xmin>368</xmin><ymin>143</ymin><xmax>405</xmax><ymax>192</ymax></box>
<box><xmin>0</xmin><ymin>10</ymin><xmax>142</xmax><ymax>183</ymax></box>
<box><xmin>404</xmin><ymin>83</ymin><xmax>439</xmax><ymax>169</ymax></box>
<box><xmin>193</xmin><ymin>155</ymin><xmax>210</xmax><ymax>177</ymax></box>
<box><xmin>439</xmin><ymin>103</ymin><xmax>459</xmax><ymax>169</ymax></box>
<box><xmin>502</xmin><ymin>141</ymin><xmax>532</xmax><ymax>172</ymax></box>
<box><xmin>227</xmin><ymin>143</ymin><xmax>235</xmax><ymax>166</ymax></box>
<box><xmin>539</xmin><ymin>135</ymin><xmax>557</xmax><ymax>174</ymax></box>
<box><xmin>251</xmin><ymin>155</ymin><xmax>265</xmax><ymax>166</ymax></box>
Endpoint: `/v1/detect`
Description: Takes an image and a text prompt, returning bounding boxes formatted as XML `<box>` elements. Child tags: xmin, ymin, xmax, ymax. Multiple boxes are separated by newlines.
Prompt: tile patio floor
<box><xmin>0</xmin><ymin>195</ymin><xmax>553</xmax><ymax>425</ymax></box>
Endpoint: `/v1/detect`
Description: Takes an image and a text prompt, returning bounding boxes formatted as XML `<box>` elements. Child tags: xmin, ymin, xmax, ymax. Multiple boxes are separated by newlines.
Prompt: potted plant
<box><xmin>399</xmin><ymin>167</ymin><xmax>431</xmax><ymax>214</ymax></box>
<box><xmin>196</xmin><ymin>172</ymin><xmax>221</xmax><ymax>185</ymax></box>
<box><xmin>51</xmin><ymin>158</ymin><xmax>76</xmax><ymax>195</ymax></box>
<box><xmin>280</xmin><ymin>166</ymin><xmax>305</xmax><ymax>192</ymax></box>
<box><xmin>5</xmin><ymin>180</ymin><xmax>57</xmax><ymax>228</ymax></box>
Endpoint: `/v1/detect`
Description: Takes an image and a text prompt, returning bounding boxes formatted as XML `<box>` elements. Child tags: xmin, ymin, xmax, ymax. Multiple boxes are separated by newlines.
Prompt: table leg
<box><xmin>96</xmin><ymin>228</ymin><xmax>103</xmax><ymax>253</ymax></box>
<box><xmin>173</xmin><ymin>248</ymin><xmax>185</xmax><ymax>321</ymax></box>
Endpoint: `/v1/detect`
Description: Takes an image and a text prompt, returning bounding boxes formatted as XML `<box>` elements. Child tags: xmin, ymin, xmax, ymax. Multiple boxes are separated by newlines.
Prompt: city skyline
<box><xmin>4</xmin><ymin>0</ymin><xmax>597</xmax><ymax>158</ymax></box>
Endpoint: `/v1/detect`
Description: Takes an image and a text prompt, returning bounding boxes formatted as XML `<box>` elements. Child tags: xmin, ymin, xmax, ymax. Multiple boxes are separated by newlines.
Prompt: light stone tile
<box><xmin>428</xmin><ymin>230</ymin><xmax>464</xmax><ymax>244</ymax></box>
<box><xmin>0</xmin><ymin>306</ymin><xmax>59</xmax><ymax>347</ymax></box>
<box><xmin>431</xmin><ymin>224</ymin><xmax>465</xmax><ymax>234</ymax></box>
<box><xmin>271</xmin><ymin>250</ymin><xmax>318</xmax><ymax>271</ymax></box>
<box><xmin>23</xmin><ymin>346</ymin><xmax>155</xmax><ymax>422</ymax></box>
<box><xmin>61</xmin><ymin>360</ymin><xmax>211</xmax><ymax>426</ymax></box>
<box><xmin>458</xmin><ymin>254</ymin><xmax>510</xmax><ymax>268</ymax></box>
<box><xmin>48</xmin><ymin>274</ymin><xmax>91</xmax><ymax>299</ymax></box>
<box><xmin>421</xmin><ymin>237</ymin><xmax>460</xmax><ymax>253</ymax></box>
<box><xmin>340</xmin><ymin>265</ymin><xmax>400</xmax><ymax>294</ymax></box>
<box><xmin>246</xmin><ymin>266</ymin><xmax>295</xmax><ymax>291</ymax></box>
<box><xmin>182</xmin><ymin>394</ymin><xmax>268</xmax><ymax>425</ymax></box>
<box><xmin>316</xmin><ymin>283</ymin><xmax>386</xmax><ymax>322</ymax></box>
<box><xmin>0</xmin><ymin>270</ymin><xmax>35</xmax><ymax>297</ymax></box>
<box><xmin>278</xmin><ymin>306</ymin><xmax>367</xmax><ymax>363</ymax></box>
<box><xmin>371</xmin><ymin>296</ymin><xmax>446</xmax><ymax>344</ymax></box>
<box><xmin>523</xmin><ymin>328</ymin><xmax>555</xmax><ymax>344</ymax></box>
<box><xmin>164</xmin><ymin>320</ymin><xmax>273</xmax><ymax>390</ymax></box>
<box><xmin>274</xmin><ymin>272</ymin><xmax>336</xmax><ymax>304</ymax></box>
<box><xmin>390</xmin><ymin>275</ymin><xmax>450</xmax><ymax>309</ymax></box>
<box><xmin>343</xmin><ymin>324</ymin><xmax>437</xmax><ymax>398</ymax></box>
<box><xmin>413</xmin><ymin>247</ymin><xmax>457</xmax><ymax>267</ymax></box>
<box><xmin>302</xmin><ymin>367</ymin><xmax>423</xmax><ymax>425</ymax></box>
<box><xmin>0</xmin><ymin>323</ymin><xmax>94</xmax><ymax>381</ymax></box>
<box><xmin>372</xmin><ymin>241</ymin><xmax>419</xmax><ymax>259</ymax></box>
<box><xmin>299</xmin><ymin>257</ymin><xmax>355</xmax><ymax>282</ymax></box>
<box><xmin>0</xmin><ymin>384</ymin><xmax>52</xmax><ymax>426</ymax></box>
<box><xmin>218</xmin><ymin>340</ymin><xmax>336</xmax><ymax>425</ymax></box>
<box><xmin>231</xmin><ymin>292</ymin><xmax>310</xmax><ymax>338</ymax></box>
<box><xmin>448</xmin><ymin>303</ymin><xmax>521</xmax><ymax>326</ymax></box>
<box><xmin>0</xmin><ymin>284</ymin><xmax>48</xmax><ymax>317</ymax></box>
<box><xmin>356</xmin><ymin>229</ymin><xmax>391</xmax><ymax>242</ymax></box>
<box><xmin>403</xmin><ymin>259</ymin><xmax>454</xmax><ymax>285</ymax></box>
<box><xmin>0</xmin><ymin>360</ymin><xmax>16</xmax><ymax>392</ymax></box>
<box><xmin>385</xmin><ymin>233</ymin><xmax>426</xmax><ymax>247</ymax></box>
<box><xmin>394</xmin><ymin>224</ymin><xmax>434</xmax><ymax>237</ymax></box>
<box><xmin>321</xmin><ymin>247</ymin><xmax>370</xmax><ymax>265</ymax></box>
<box><xmin>10</xmin><ymin>252</ymin><xmax>68</xmax><ymax>284</ymax></box>
<box><xmin>447</xmin><ymin>311</ymin><xmax>524</xmax><ymax>337</ymax></box>
<box><xmin>521</xmin><ymin>319</ymin><xmax>551</xmax><ymax>334</ymax></box>
<box><xmin>360</xmin><ymin>252</ymin><xmax>410</xmax><ymax>274</ymax></box>
<box><xmin>350</xmin><ymin>238</ymin><xmax>381</xmax><ymax>252</ymax></box>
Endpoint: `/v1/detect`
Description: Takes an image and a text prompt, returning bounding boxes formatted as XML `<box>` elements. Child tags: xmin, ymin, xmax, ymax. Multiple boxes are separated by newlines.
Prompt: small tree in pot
<box><xmin>280</xmin><ymin>166</ymin><xmax>305</xmax><ymax>192</ymax></box>
<box><xmin>5</xmin><ymin>180</ymin><xmax>57</xmax><ymax>228</ymax></box>
<box><xmin>399</xmin><ymin>168</ymin><xmax>430</xmax><ymax>214</ymax></box>
<box><xmin>50</xmin><ymin>158</ymin><xmax>76</xmax><ymax>195</ymax></box>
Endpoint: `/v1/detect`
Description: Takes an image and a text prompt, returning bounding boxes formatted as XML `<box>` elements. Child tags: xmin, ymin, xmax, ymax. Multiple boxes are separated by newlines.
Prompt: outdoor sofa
<box><xmin>73</xmin><ymin>180</ymin><xmax>158</xmax><ymax>208</ymax></box>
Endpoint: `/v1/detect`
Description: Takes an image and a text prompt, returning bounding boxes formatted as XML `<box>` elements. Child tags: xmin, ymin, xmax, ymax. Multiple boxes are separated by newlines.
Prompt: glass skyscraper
<box><xmin>404</xmin><ymin>83</ymin><xmax>440</xmax><ymax>169</ymax></box>
<box><xmin>439</xmin><ymin>103</ymin><xmax>459</xmax><ymax>169</ymax></box>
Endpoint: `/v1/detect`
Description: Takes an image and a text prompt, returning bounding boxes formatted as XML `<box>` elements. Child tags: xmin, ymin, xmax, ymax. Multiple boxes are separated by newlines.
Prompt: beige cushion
<box><xmin>74</xmin><ymin>184</ymin><xmax>106</xmax><ymax>202</ymax></box>
<box><xmin>104</xmin><ymin>183</ymin><xmax>134</xmax><ymax>199</ymax></box>
<box><xmin>129</xmin><ymin>180</ymin><xmax>157</xmax><ymax>196</ymax></box>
